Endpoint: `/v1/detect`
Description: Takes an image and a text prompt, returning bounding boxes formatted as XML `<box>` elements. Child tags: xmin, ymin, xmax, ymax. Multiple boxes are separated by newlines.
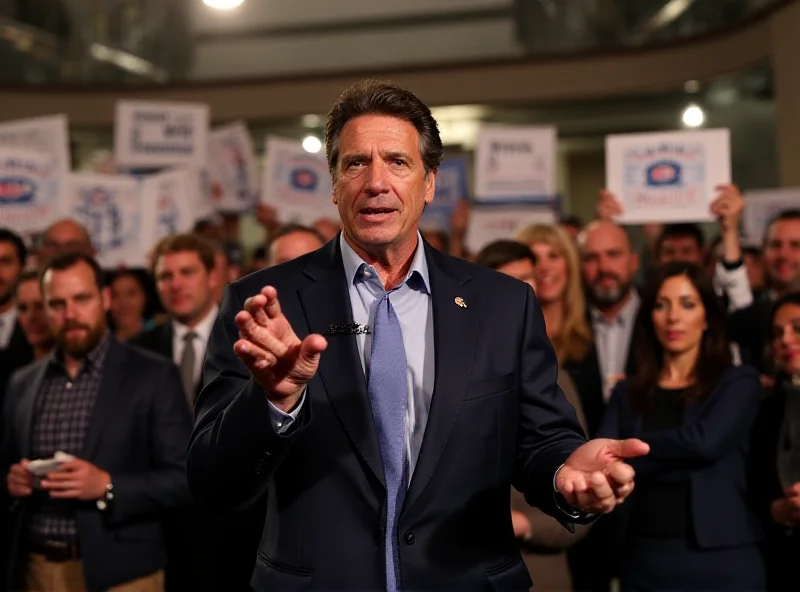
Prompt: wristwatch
<box><xmin>96</xmin><ymin>481</ymin><xmax>114</xmax><ymax>511</ymax></box>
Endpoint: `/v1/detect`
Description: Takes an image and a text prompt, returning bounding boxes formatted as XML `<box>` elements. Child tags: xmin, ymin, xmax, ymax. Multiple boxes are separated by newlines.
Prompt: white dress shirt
<box><xmin>0</xmin><ymin>306</ymin><xmax>18</xmax><ymax>350</ymax></box>
<box><xmin>172</xmin><ymin>304</ymin><xmax>219</xmax><ymax>390</ymax></box>
<box><xmin>590</xmin><ymin>290</ymin><xmax>640</xmax><ymax>402</ymax></box>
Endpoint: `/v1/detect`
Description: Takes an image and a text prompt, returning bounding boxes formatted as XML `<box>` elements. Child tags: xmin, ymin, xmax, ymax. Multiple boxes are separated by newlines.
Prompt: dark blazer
<box><xmin>749</xmin><ymin>379</ymin><xmax>800</xmax><ymax>590</ymax></box>
<box><xmin>187</xmin><ymin>238</ymin><xmax>588</xmax><ymax>592</ymax></box>
<box><xmin>131</xmin><ymin>321</ymin><xmax>266</xmax><ymax>592</ymax></box>
<box><xmin>728</xmin><ymin>294</ymin><xmax>772</xmax><ymax>374</ymax></box>
<box><xmin>1</xmin><ymin>339</ymin><xmax>193</xmax><ymax>592</ymax></box>
<box><xmin>0</xmin><ymin>321</ymin><xmax>33</xmax><ymax>426</ymax></box>
<box><xmin>129</xmin><ymin>322</ymin><xmax>172</xmax><ymax>360</ymax></box>
<box><xmin>598</xmin><ymin>365</ymin><xmax>764</xmax><ymax>550</ymax></box>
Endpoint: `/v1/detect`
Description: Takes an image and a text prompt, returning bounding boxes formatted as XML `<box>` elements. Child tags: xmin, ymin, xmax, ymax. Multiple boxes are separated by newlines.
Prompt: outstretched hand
<box><xmin>555</xmin><ymin>438</ymin><xmax>649</xmax><ymax>514</ymax></box>
<box><xmin>234</xmin><ymin>286</ymin><xmax>327</xmax><ymax>412</ymax></box>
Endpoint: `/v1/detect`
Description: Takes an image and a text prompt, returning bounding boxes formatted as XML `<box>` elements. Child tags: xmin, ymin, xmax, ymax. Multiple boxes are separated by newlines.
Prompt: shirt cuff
<box><xmin>552</xmin><ymin>463</ymin><xmax>597</xmax><ymax>528</ymax></box>
<box><xmin>267</xmin><ymin>389</ymin><xmax>306</xmax><ymax>435</ymax></box>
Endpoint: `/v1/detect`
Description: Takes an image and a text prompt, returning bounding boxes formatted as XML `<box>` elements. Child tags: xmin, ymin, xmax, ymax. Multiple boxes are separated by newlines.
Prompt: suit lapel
<box><xmin>83</xmin><ymin>340</ymin><xmax>129</xmax><ymax>460</ymax></box>
<box><xmin>403</xmin><ymin>247</ymin><xmax>478</xmax><ymax>513</ymax></box>
<box><xmin>298</xmin><ymin>240</ymin><xmax>385</xmax><ymax>488</ymax></box>
<box><xmin>18</xmin><ymin>362</ymin><xmax>48</xmax><ymax>459</ymax></box>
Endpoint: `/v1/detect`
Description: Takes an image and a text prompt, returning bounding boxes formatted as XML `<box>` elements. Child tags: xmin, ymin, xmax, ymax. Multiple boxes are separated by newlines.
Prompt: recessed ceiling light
<box><xmin>203</xmin><ymin>0</ymin><xmax>245</xmax><ymax>10</ymax></box>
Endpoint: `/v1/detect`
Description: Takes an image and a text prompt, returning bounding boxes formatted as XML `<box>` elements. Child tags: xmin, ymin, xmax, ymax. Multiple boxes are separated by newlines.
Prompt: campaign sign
<box><xmin>63</xmin><ymin>174</ymin><xmax>143</xmax><ymax>268</ymax></box>
<box><xmin>261</xmin><ymin>136</ymin><xmax>337</xmax><ymax>225</ymax></box>
<box><xmin>420</xmin><ymin>157</ymin><xmax>469</xmax><ymax>231</ymax></box>
<box><xmin>115</xmin><ymin>100</ymin><xmax>209</xmax><ymax>169</ymax></box>
<box><xmin>0</xmin><ymin>148</ymin><xmax>58</xmax><ymax>232</ymax></box>
<box><xmin>208</xmin><ymin>121</ymin><xmax>258</xmax><ymax>213</ymax></box>
<box><xmin>466</xmin><ymin>204</ymin><xmax>557</xmax><ymax>253</ymax></box>
<box><xmin>0</xmin><ymin>114</ymin><xmax>71</xmax><ymax>179</ymax></box>
<box><xmin>474</xmin><ymin>125</ymin><xmax>557</xmax><ymax>203</ymax></box>
<box><xmin>606</xmin><ymin>129</ymin><xmax>730</xmax><ymax>224</ymax></box>
<box><xmin>141</xmin><ymin>168</ymin><xmax>201</xmax><ymax>248</ymax></box>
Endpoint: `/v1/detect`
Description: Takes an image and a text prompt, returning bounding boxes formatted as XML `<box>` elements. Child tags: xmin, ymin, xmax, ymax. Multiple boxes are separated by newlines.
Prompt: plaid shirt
<box><xmin>27</xmin><ymin>333</ymin><xmax>111</xmax><ymax>544</ymax></box>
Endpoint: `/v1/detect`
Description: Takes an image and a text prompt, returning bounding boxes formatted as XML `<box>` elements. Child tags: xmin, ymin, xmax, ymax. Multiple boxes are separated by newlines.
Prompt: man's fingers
<box><xmin>234</xmin><ymin>340</ymin><xmax>278</xmax><ymax>370</ymax></box>
<box><xmin>48</xmin><ymin>489</ymin><xmax>81</xmax><ymax>499</ymax></box>
<box><xmin>244</xmin><ymin>294</ymin><xmax>270</xmax><ymax>327</ymax></box>
<box><xmin>235</xmin><ymin>312</ymin><xmax>291</xmax><ymax>358</ymax></box>
<box><xmin>606</xmin><ymin>460</ymin><xmax>635</xmax><ymax>485</ymax></box>
<box><xmin>299</xmin><ymin>334</ymin><xmax>328</xmax><ymax>365</ymax></box>
<box><xmin>43</xmin><ymin>471</ymin><xmax>76</xmax><ymax>482</ymax></box>
<box><xmin>261</xmin><ymin>286</ymin><xmax>283</xmax><ymax>320</ymax></box>
<box><xmin>609</xmin><ymin>438</ymin><xmax>650</xmax><ymax>459</ymax></box>
<box><xmin>587</xmin><ymin>471</ymin><xmax>614</xmax><ymax>501</ymax></box>
<box><xmin>41</xmin><ymin>479</ymin><xmax>80</xmax><ymax>490</ymax></box>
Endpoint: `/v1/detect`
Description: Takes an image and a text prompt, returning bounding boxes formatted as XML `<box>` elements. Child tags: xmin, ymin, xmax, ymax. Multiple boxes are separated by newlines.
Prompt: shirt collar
<box><xmin>591</xmin><ymin>289</ymin><xmax>640</xmax><ymax>327</ymax></box>
<box><xmin>172</xmin><ymin>304</ymin><xmax>219</xmax><ymax>343</ymax></box>
<box><xmin>339</xmin><ymin>232</ymin><xmax>431</xmax><ymax>294</ymax></box>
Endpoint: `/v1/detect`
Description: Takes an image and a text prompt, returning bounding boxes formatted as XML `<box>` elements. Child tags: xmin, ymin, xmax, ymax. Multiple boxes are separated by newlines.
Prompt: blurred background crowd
<box><xmin>2</xmin><ymin>1</ymin><xmax>800</xmax><ymax>591</ymax></box>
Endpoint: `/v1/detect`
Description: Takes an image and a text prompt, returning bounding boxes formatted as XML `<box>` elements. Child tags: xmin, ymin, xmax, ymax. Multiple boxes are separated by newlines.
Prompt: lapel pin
<box><xmin>455</xmin><ymin>297</ymin><xmax>467</xmax><ymax>308</ymax></box>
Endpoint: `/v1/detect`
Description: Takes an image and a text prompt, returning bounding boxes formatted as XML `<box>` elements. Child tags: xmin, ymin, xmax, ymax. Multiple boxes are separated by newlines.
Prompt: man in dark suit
<box><xmin>0</xmin><ymin>229</ymin><xmax>33</xmax><ymax>415</ymax></box>
<box><xmin>2</xmin><ymin>253</ymin><xmax>192</xmax><ymax>592</ymax></box>
<box><xmin>188</xmin><ymin>80</ymin><xmax>648</xmax><ymax>592</ymax></box>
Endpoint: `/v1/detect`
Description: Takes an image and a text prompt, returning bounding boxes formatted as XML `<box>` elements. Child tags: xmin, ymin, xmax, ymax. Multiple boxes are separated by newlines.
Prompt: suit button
<box><xmin>403</xmin><ymin>532</ymin><xmax>415</xmax><ymax>545</ymax></box>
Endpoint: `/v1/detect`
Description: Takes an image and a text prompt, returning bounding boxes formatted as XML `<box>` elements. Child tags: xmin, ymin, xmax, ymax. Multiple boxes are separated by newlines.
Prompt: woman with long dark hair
<box><xmin>750</xmin><ymin>292</ymin><xmax>800</xmax><ymax>590</ymax></box>
<box><xmin>598</xmin><ymin>262</ymin><xmax>765</xmax><ymax>591</ymax></box>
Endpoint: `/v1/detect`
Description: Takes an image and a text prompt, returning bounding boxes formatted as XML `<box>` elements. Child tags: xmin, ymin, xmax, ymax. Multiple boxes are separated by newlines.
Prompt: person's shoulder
<box><xmin>720</xmin><ymin>364</ymin><xmax>760</xmax><ymax>385</ymax></box>
<box><xmin>713</xmin><ymin>364</ymin><xmax>761</xmax><ymax>399</ymax></box>
<box><xmin>8</xmin><ymin>358</ymin><xmax>47</xmax><ymax>390</ymax></box>
<box><xmin>118</xmin><ymin>340</ymin><xmax>177</xmax><ymax>374</ymax></box>
<box><xmin>431</xmin><ymin>249</ymin><xmax>527</xmax><ymax>295</ymax></box>
<box><xmin>231</xmin><ymin>248</ymin><xmax>324</xmax><ymax>299</ymax></box>
<box><xmin>128</xmin><ymin>323</ymin><xmax>166</xmax><ymax>348</ymax></box>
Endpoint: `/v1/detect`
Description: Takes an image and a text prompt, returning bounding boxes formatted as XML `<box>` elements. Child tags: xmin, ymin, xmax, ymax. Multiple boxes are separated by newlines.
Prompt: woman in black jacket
<box><xmin>598</xmin><ymin>262</ymin><xmax>765</xmax><ymax>591</ymax></box>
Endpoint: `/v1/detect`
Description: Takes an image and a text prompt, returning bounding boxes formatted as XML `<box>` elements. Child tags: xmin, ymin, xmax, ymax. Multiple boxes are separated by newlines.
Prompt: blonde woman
<box><xmin>515</xmin><ymin>224</ymin><xmax>605</xmax><ymax>437</ymax></box>
<box><xmin>515</xmin><ymin>224</ymin><xmax>592</xmax><ymax>365</ymax></box>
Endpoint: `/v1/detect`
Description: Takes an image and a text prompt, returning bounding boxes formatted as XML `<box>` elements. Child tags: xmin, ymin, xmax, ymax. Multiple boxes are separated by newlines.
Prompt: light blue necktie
<box><xmin>368</xmin><ymin>292</ymin><xmax>408</xmax><ymax>592</ymax></box>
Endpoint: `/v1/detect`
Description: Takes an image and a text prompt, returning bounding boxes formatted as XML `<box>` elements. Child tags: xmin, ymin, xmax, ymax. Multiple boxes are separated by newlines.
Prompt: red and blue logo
<box><xmin>646</xmin><ymin>161</ymin><xmax>681</xmax><ymax>186</ymax></box>
<box><xmin>0</xmin><ymin>177</ymin><xmax>36</xmax><ymax>204</ymax></box>
<box><xmin>290</xmin><ymin>168</ymin><xmax>318</xmax><ymax>191</ymax></box>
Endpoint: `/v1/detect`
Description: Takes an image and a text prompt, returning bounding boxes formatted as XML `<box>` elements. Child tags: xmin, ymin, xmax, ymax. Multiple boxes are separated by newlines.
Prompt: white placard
<box><xmin>140</xmin><ymin>168</ymin><xmax>202</xmax><ymax>248</ymax></box>
<box><xmin>114</xmin><ymin>100</ymin><xmax>209</xmax><ymax>169</ymax></box>
<box><xmin>0</xmin><ymin>148</ymin><xmax>59</xmax><ymax>233</ymax></box>
<box><xmin>474</xmin><ymin>124</ymin><xmax>557</xmax><ymax>203</ymax></box>
<box><xmin>0</xmin><ymin>114</ymin><xmax>71</xmax><ymax>178</ymax></box>
<box><xmin>62</xmin><ymin>173</ymin><xmax>143</xmax><ymax>268</ymax></box>
<box><xmin>605</xmin><ymin>128</ymin><xmax>731</xmax><ymax>224</ymax></box>
<box><xmin>261</xmin><ymin>136</ymin><xmax>338</xmax><ymax>225</ymax></box>
<box><xmin>466</xmin><ymin>205</ymin><xmax>557</xmax><ymax>253</ymax></box>
<box><xmin>743</xmin><ymin>188</ymin><xmax>800</xmax><ymax>242</ymax></box>
<box><xmin>208</xmin><ymin>121</ymin><xmax>258</xmax><ymax>213</ymax></box>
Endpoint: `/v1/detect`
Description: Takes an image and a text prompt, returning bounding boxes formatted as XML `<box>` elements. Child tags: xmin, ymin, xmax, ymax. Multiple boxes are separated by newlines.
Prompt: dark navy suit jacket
<box><xmin>598</xmin><ymin>364</ymin><xmax>764</xmax><ymax>549</ymax></box>
<box><xmin>187</xmin><ymin>238</ymin><xmax>589</xmax><ymax>592</ymax></box>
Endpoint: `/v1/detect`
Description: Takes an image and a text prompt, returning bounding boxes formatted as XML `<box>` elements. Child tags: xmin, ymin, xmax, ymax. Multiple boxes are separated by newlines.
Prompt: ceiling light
<box><xmin>681</xmin><ymin>104</ymin><xmax>705</xmax><ymax>128</ymax></box>
<box><xmin>302</xmin><ymin>136</ymin><xmax>322</xmax><ymax>154</ymax></box>
<box><xmin>203</xmin><ymin>0</ymin><xmax>245</xmax><ymax>10</ymax></box>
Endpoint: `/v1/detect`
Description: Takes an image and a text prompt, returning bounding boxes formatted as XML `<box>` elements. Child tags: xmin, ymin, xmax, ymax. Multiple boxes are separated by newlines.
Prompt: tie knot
<box><xmin>183</xmin><ymin>330</ymin><xmax>197</xmax><ymax>343</ymax></box>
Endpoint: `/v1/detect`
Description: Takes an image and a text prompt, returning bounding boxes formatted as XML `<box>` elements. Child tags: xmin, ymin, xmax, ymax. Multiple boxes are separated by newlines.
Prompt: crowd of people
<box><xmin>0</xmin><ymin>84</ymin><xmax>799</xmax><ymax>592</ymax></box>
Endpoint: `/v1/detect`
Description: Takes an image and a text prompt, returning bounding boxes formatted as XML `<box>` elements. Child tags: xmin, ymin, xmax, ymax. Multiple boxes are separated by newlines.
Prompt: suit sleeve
<box><xmin>107</xmin><ymin>362</ymin><xmax>193</xmax><ymax>525</ymax></box>
<box><xmin>186</xmin><ymin>283</ymin><xmax>311</xmax><ymax>512</ymax></box>
<box><xmin>512</xmin><ymin>285</ymin><xmax>587</xmax><ymax>522</ymax></box>
<box><xmin>639</xmin><ymin>367</ymin><xmax>761</xmax><ymax>465</ymax></box>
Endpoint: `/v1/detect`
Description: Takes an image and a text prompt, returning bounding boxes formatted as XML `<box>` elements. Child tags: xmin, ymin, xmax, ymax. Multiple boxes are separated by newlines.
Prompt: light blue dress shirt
<box><xmin>268</xmin><ymin>233</ymin><xmax>434</xmax><ymax>478</ymax></box>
